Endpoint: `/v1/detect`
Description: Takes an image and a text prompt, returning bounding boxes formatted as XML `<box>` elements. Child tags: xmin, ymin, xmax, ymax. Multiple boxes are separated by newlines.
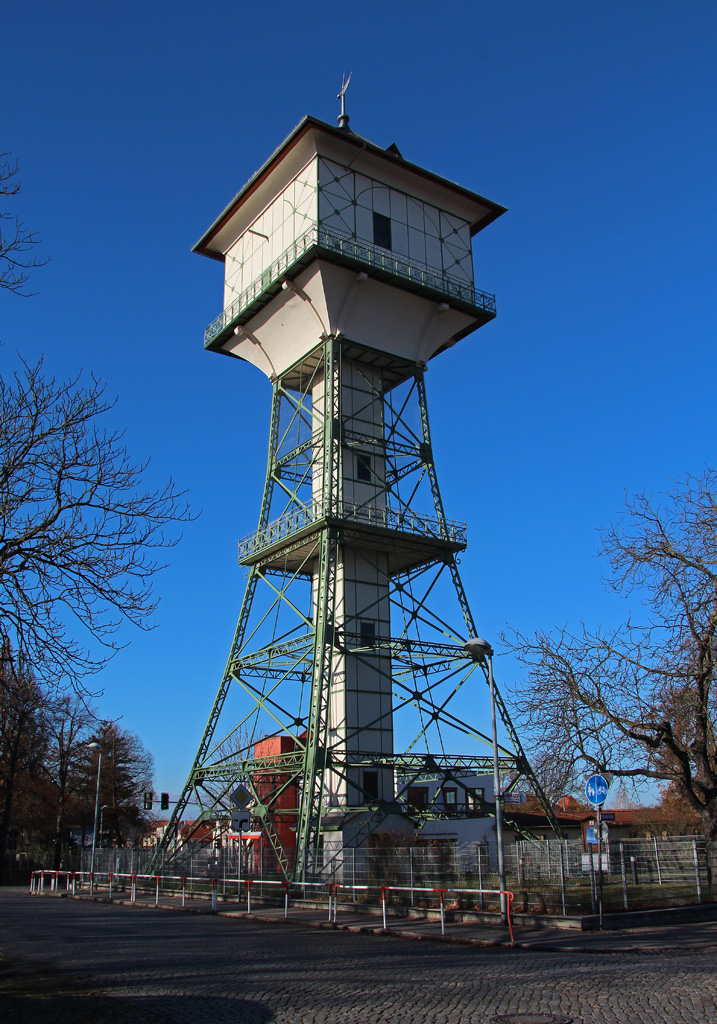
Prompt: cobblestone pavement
<box><xmin>1</xmin><ymin>889</ymin><xmax>715</xmax><ymax>1023</ymax></box>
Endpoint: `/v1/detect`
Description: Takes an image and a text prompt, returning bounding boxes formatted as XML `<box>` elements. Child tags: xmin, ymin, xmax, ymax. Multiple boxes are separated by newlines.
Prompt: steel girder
<box><xmin>150</xmin><ymin>337</ymin><xmax>562</xmax><ymax>877</ymax></box>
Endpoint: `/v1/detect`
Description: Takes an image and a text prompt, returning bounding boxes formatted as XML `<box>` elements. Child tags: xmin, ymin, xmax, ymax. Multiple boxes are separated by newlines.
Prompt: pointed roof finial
<box><xmin>337</xmin><ymin>72</ymin><xmax>352</xmax><ymax>130</ymax></box>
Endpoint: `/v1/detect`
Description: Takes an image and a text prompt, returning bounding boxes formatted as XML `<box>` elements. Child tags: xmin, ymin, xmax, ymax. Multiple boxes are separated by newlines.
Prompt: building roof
<box><xmin>193</xmin><ymin>115</ymin><xmax>507</xmax><ymax>259</ymax></box>
<box><xmin>505</xmin><ymin>806</ymin><xmax>642</xmax><ymax>832</ymax></box>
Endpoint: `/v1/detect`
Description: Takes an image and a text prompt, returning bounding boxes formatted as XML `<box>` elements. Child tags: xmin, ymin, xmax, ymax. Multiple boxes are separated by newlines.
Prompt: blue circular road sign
<box><xmin>586</xmin><ymin>774</ymin><xmax>609</xmax><ymax>805</ymax></box>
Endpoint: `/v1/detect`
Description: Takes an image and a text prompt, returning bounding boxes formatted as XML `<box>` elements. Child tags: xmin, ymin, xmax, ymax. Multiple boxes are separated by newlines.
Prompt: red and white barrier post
<box><xmin>433</xmin><ymin>889</ymin><xmax>447</xmax><ymax>936</ymax></box>
<box><xmin>377</xmin><ymin>886</ymin><xmax>389</xmax><ymax>930</ymax></box>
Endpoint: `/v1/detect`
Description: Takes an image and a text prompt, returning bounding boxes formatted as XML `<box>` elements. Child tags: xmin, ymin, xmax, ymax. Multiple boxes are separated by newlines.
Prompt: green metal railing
<box><xmin>237</xmin><ymin>498</ymin><xmax>467</xmax><ymax>563</ymax></box>
<box><xmin>205</xmin><ymin>224</ymin><xmax>496</xmax><ymax>347</ymax></box>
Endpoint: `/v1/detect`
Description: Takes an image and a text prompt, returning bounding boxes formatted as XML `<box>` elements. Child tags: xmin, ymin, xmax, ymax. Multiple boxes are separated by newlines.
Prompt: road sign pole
<box><xmin>597</xmin><ymin>802</ymin><xmax>603</xmax><ymax>930</ymax></box>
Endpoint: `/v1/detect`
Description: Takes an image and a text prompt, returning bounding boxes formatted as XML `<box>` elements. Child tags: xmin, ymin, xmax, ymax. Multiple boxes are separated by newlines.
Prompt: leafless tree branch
<box><xmin>503</xmin><ymin>468</ymin><xmax>717</xmax><ymax>889</ymax></box>
<box><xmin>0</xmin><ymin>358</ymin><xmax>195</xmax><ymax>688</ymax></box>
<box><xmin>0</xmin><ymin>153</ymin><xmax>48</xmax><ymax>295</ymax></box>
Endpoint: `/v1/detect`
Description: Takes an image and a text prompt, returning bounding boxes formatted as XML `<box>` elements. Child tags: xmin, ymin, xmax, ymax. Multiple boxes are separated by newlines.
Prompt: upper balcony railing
<box><xmin>205</xmin><ymin>224</ymin><xmax>496</xmax><ymax>348</ymax></box>
<box><xmin>238</xmin><ymin>498</ymin><xmax>467</xmax><ymax>563</ymax></box>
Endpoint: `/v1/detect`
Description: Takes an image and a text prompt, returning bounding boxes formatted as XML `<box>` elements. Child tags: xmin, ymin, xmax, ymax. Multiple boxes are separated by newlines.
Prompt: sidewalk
<box><xmin>57</xmin><ymin>890</ymin><xmax>717</xmax><ymax>953</ymax></box>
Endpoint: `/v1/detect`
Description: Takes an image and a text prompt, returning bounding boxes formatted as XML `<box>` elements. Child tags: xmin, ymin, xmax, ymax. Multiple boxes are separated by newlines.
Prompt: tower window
<box><xmin>360</xmin><ymin>620</ymin><xmax>376</xmax><ymax>645</ymax></box>
<box><xmin>373</xmin><ymin>211</ymin><xmax>392</xmax><ymax>251</ymax></box>
<box><xmin>363</xmin><ymin>770</ymin><xmax>379</xmax><ymax>801</ymax></box>
<box><xmin>356</xmin><ymin>452</ymin><xmax>372</xmax><ymax>482</ymax></box>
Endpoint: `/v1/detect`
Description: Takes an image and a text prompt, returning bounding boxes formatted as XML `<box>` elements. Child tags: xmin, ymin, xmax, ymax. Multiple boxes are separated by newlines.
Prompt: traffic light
<box><xmin>160</xmin><ymin>793</ymin><xmax>170</xmax><ymax>811</ymax></box>
<box><xmin>143</xmin><ymin>792</ymin><xmax>153</xmax><ymax>811</ymax></box>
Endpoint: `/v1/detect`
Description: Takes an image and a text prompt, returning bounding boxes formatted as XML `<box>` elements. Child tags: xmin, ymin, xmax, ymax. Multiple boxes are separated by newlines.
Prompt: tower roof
<box><xmin>193</xmin><ymin>115</ymin><xmax>506</xmax><ymax>261</ymax></box>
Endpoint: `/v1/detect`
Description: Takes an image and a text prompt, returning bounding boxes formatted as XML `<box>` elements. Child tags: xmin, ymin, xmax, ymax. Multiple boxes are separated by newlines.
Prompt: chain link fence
<box><xmin>71</xmin><ymin>835</ymin><xmax>709</xmax><ymax>917</ymax></box>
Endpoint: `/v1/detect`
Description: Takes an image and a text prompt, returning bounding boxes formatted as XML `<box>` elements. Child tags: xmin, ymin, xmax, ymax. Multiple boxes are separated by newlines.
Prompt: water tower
<box><xmin>154</xmin><ymin>104</ymin><xmax>557</xmax><ymax>880</ymax></box>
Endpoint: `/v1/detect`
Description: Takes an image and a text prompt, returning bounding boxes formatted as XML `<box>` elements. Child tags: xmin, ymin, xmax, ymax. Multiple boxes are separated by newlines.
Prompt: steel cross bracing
<box><xmin>150</xmin><ymin>336</ymin><xmax>562</xmax><ymax>878</ymax></box>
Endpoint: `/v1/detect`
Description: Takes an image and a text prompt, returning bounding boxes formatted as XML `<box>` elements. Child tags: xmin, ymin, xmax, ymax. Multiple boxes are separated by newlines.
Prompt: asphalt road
<box><xmin>1</xmin><ymin>889</ymin><xmax>715</xmax><ymax>1023</ymax></box>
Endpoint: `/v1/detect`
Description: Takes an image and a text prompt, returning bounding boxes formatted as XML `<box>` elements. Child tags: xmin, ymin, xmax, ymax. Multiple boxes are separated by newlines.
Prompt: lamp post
<box><xmin>99</xmin><ymin>805</ymin><xmax>108</xmax><ymax>848</ymax></box>
<box><xmin>463</xmin><ymin>637</ymin><xmax>508</xmax><ymax>925</ymax></box>
<box><xmin>87</xmin><ymin>741</ymin><xmax>102</xmax><ymax>895</ymax></box>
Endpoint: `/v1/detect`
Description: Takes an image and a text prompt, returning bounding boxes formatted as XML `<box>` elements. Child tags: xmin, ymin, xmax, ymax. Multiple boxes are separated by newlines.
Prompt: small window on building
<box><xmin>373</xmin><ymin>211</ymin><xmax>392</xmax><ymax>250</ymax></box>
<box><xmin>363</xmin><ymin>770</ymin><xmax>379</xmax><ymax>801</ymax></box>
<box><xmin>407</xmin><ymin>786</ymin><xmax>429</xmax><ymax>810</ymax></box>
<box><xmin>443</xmin><ymin>787</ymin><xmax>457</xmax><ymax>810</ymax></box>
<box><xmin>356</xmin><ymin>451</ymin><xmax>372</xmax><ymax>482</ymax></box>
<box><xmin>467</xmin><ymin>788</ymin><xmax>484</xmax><ymax>811</ymax></box>
<box><xmin>360</xmin><ymin>620</ymin><xmax>376</xmax><ymax>645</ymax></box>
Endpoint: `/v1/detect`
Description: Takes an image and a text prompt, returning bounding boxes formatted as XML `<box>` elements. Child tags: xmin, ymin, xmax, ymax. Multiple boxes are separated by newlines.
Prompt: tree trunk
<box><xmin>0</xmin><ymin>784</ymin><xmax>14</xmax><ymax>885</ymax></box>
<box><xmin>0</xmin><ymin>728</ymin><xmax>24</xmax><ymax>885</ymax></box>
<box><xmin>53</xmin><ymin>792</ymin><xmax>67</xmax><ymax>870</ymax></box>
<box><xmin>701</xmin><ymin>805</ymin><xmax>717</xmax><ymax>896</ymax></box>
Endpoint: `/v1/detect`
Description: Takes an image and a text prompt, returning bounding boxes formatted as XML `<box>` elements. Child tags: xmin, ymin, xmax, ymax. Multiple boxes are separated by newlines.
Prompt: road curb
<box><xmin>45</xmin><ymin>891</ymin><xmax>717</xmax><ymax>954</ymax></box>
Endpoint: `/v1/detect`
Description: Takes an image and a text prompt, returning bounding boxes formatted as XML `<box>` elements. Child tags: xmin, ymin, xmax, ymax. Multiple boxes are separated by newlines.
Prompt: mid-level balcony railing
<box><xmin>205</xmin><ymin>224</ymin><xmax>496</xmax><ymax>348</ymax></box>
<box><xmin>238</xmin><ymin>498</ymin><xmax>467</xmax><ymax>563</ymax></box>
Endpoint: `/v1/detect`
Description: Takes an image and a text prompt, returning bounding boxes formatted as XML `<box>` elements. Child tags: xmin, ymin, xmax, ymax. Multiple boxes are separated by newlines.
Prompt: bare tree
<box><xmin>0</xmin><ymin>642</ymin><xmax>49</xmax><ymax>881</ymax></box>
<box><xmin>0</xmin><ymin>359</ymin><xmax>193</xmax><ymax>688</ymax></box>
<box><xmin>0</xmin><ymin>154</ymin><xmax>47</xmax><ymax>295</ymax></box>
<box><xmin>42</xmin><ymin>693</ymin><xmax>96</xmax><ymax>868</ymax></box>
<box><xmin>505</xmin><ymin>468</ymin><xmax>717</xmax><ymax>892</ymax></box>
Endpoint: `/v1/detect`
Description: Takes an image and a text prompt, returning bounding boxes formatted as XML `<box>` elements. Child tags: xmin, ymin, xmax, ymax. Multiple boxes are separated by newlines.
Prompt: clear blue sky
<box><xmin>4</xmin><ymin>2</ymin><xmax>716</xmax><ymax>799</ymax></box>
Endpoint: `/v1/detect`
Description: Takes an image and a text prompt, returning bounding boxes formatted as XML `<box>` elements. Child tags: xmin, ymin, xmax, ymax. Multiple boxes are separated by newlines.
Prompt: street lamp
<box><xmin>463</xmin><ymin>637</ymin><xmax>508</xmax><ymax>925</ymax></box>
<box><xmin>87</xmin><ymin>741</ymin><xmax>102</xmax><ymax>896</ymax></box>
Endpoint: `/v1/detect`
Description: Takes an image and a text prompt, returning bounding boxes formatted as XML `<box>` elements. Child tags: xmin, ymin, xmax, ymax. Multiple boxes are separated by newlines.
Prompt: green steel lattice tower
<box><xmin>153</xmin><ymin>114</ymin><xmax>558</xmax><ymax>880</ymax></box>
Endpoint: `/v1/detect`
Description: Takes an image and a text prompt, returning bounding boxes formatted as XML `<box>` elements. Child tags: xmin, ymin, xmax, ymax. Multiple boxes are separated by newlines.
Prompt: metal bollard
<box><xmin>211</xmin><ymin>878</ymin><xmax>218</xmax><ymax>912</ymax></box>
<box><xmin>588</xmin><ymin>853</ymin><xmax>597</xmax><ymax>915</ymax></box>
<box><xmin>477</xmin><ymin>848</ymin><xmax>484</xmax><ymax>911</ymax></box>
<box><xmin>620</xmin><ymin>844</ymin><xmax>629</xmax><ymax>911</ymax></box>
<box><xmin>155</xmin><ymin>875</ymin><xmax>161</xmax><ymax>907</ymax></box>
<box><xmin>654</xmin><ymin>836</ymin><xmax>663</xmax><ymax>885</ymax></box>
<box><xmin>630</xmin><ymin>855</ymin><xmax>638</xmax><ymax>886</ymax></box>
<box><xmin>284</xmin><ymin>882</ymin><xmax>289</xmax><ymax>919</ymax></box>
<box><xmin>559</xmin><ymin>843</ymin><xmax>567</xmax><ymax>917</ymax></box>
<box><xmin>131</xmin><ymin>874</ymin><xmax>137</xmax><ymax>902</ymax></box>
<box><xmin>693</xmin><ymin>840</ymin><xmax>703</xmax><ymax>904</ymax></box>
<box><xmin>182</xmin><ymin>877</ymin><xmax>187</xmax><ymax>908</ymax></box>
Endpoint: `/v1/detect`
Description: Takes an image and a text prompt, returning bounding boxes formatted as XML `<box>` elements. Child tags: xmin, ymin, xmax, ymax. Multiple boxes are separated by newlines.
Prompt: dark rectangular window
<box><xmin>356</xmin><ymin>452</ymin><xmax>372</xmax><ymax>482</ymax></box>
<box><xmin>360</xmin><ymin>620</ymin><xmax>376</xmax><ymax>645</ymax></box>
<box><xmin>373</xmin><ymin>211</ymin><xmax>392</xmax><ymax>250</ymax></box>
<box><xmin>363</xmin><ymin>770</ymin><xmax>379</xmax><ymax>801</ymax></box>
<box><xmin>407</xmin><ymin>786</ymin><xmax>429</xmax><ymax>810</ymax></box>
<box><xmin>443</xmin><ymin>787</ymin><xmax>457</xmax><ymax>810</ymax></box>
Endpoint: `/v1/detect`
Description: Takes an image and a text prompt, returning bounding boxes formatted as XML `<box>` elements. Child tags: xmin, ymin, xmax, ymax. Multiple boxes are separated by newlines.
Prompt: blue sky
<box><xmin>4</xmin><ymin>2</ymin><xmax>716</xmax><ymax>799</ymax></box>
